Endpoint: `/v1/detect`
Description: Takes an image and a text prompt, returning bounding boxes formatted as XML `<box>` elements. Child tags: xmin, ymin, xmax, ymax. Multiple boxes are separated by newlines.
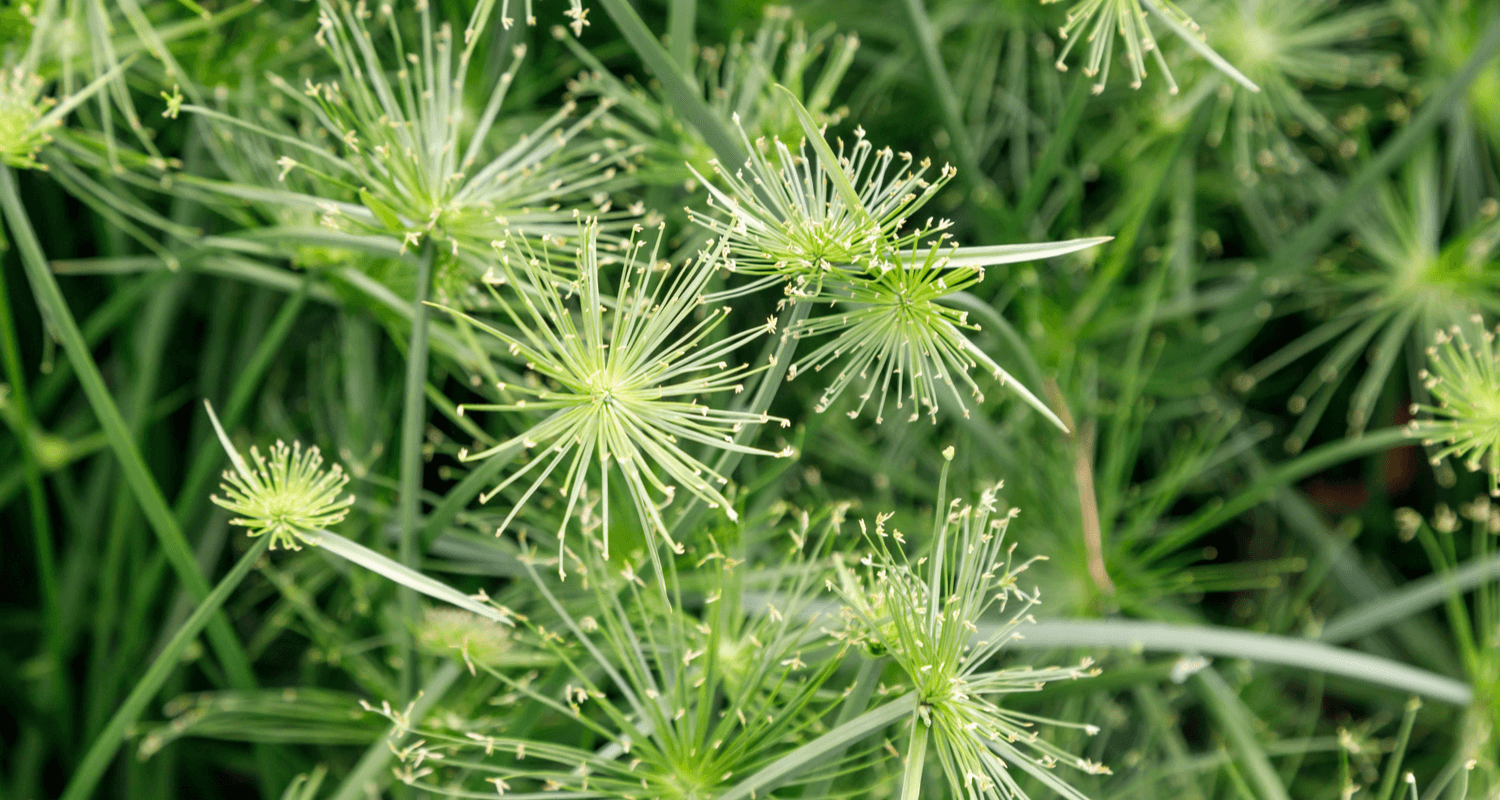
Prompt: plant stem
<box><xmin>327</xmin><ymin>662</ymin><xmax>461</xmax><ymax>800</ymax></box>
<box><xmin>1194</xmin><ymin>667</ymin><xmax>1291</xmax><ymax>800</ymax></box>
<box><xmin>596</xmin><ymin>0</ymin><xmax>745</xmax><ymax>167</ymax></box>
<box><xmin>718</xmin><ymin>692</ymin><xmax>916</xmax><ymax>800</ymax></box>
<box><xmin>668</xmin><ymin>298</ymin><xmax>809</xmax><ymax>542</ymax></box>
<box><xmin>900</xmin><ymin>0</ymin><xmax>1001</xmax><ymax>223</ymax></box>
<box><xmin>0</xmin><ymin>214</ymin><xmax>60</xmax><ymax>664</ymax></box>
<box><xmin>805</xmin><ymin>656</ymin><xmax>886</xmax><ymax>798</ymax></box>
<box><xmin>1008</xmin><ymin>619</ymin><xmax>1472</xmax><ymax>705</ymax></box>
<box><xmin>0</xmin><ymin>165</ymin><xmax>260</xmax><ymax>692</ymax></box>
<box><xmin>398</xmin><ymin>241</ymin><xmax>437</xmax><ymax>701</ymax></box>
<box><xmin>666</xmin><ymin>0</ymin><xmax>695</xmax><ymax>71</ymax></box>
<box><xmin>172</xmin><ymin>279</ymin><xmax>308</xmax><ymax>524</ymax></box>
<box><xmin>59</xmin><ymin>536</ymin><xmax>272</xmax><ymax>800</ymax></box>
<box><xmin>900</xmin><ymin>716</ymin><xmax>929</xmax><ymax>800</ymax></box>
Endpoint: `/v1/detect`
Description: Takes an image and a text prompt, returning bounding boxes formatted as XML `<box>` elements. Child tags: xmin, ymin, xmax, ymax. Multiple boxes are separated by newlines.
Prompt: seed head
<box><xmin>205</xmin><ymin>401</ymin><xmax>354</xmax><ymax>550</ymax></box>
<box><xmin>0</xmin><ymin>68</ymin><xmax>57</xmax><ymax>169</ymax></box>
<box><xmin>1411</xmin><ymin>321</ymin><xmax>1500</xmax><ymax>496</ymax></box>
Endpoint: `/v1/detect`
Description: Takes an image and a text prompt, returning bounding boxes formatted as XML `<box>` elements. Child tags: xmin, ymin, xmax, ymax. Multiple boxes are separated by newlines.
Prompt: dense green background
<box><xmin>1</xmin><ymin>0</ymin><xmax>1498</xmax><ymax>798</ymax></box>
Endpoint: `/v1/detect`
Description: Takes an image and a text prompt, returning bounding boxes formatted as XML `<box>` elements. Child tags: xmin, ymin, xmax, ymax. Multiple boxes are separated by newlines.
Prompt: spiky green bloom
<box><xmin>834</xmin><ymin>456</ymin><xmax>1106</xmax><ymax>800</ymax></box>
<box><xmin>437</xmin><ymin>220</ymin><xmax>788</xmax><ymax>560</ymax></box>
<box><xmin>205</xmin><ymin>402</ymin><xmax>355</xmax><ymax>551</ymax></box>
<box><xmin>1410</xmin><ymin>322</ymin><xmax>1500</xmax><ymax>497</ymax></box>
<box><xmin>690</xmin><ymin>122</ymin><xmax>957</xmax><ymax>291</ymax></box>
<box><xmin>360</xmin><ymin>506</ymin><xmax>854</xmax><ymax>799</ymax></box>
<box><xmin>1043</xmin><ymin>0</ymin><xmax>1258</xmax><ymax>95</ymax></box>
<box><xmin>789</xmin><ymin>245</ymin><xmax>1065</xmax><ymax>428</ymax></box>
<box><xmin>0</xmin><ymin>67</ymin><xmax>55</xmax><ymax>168</ymax></box>
<box><xmin>1235</xmin><ymin>152</ymin><xmax>1500</xmax><ymax>452</ymax></box>
<box><xmin>197</xmin><ymin>0</ymin><xmax>632</xmax><ymax>259</ymax></box>
<box><xmin>1168</xmin><ymin>0</ymin><xmax>1400</xmax><ymax>183</ymax></box>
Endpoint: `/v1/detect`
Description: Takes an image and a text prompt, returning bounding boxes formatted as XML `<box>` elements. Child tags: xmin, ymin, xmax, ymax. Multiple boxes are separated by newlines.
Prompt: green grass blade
<box><xmin>898</xmin><ymin>237</ymin><xmax>1114</xmax><ymax>268</ymax></box>
<box><xmin>595</xmin><ymin>0</ymin><xmax>745</xmax><ymax>166</ymax></box>
<box><xmin>59</xmin><ymin>537</ymin><xmax>271</xmax><ymax>800</ymax></box>
<box><xmin>1194</xmin><ymin>667</ymin><xmax>1290</xmax><ymax>800</ymax></box>
<box><xmin>1007</xmin><ymin>620</ymin><xmax>1472</xmax><ymax>705</ymax></box>
<box><xmin>718</xmin><ymin>692</ymin><xmax>916</xmax><ymax>800</ymax></box>
<box><xmin>775</xmin><ymin>84</ymin><xmax>865</xmax><ymax>217</ymax></box>
<box><xmin>316</xmin><ymin>531</ymin><xmax>514</xmax><ymax>624</ymax></box>
<box><xmin>0</xmin><ymin>165</ymin><xmax>260</xmax><ymax>691</ymax></box>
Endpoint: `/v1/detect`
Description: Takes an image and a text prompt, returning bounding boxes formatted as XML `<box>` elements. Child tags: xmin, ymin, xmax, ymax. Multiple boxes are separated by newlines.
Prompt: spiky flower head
<box><xmin>1043</xmin><ymin>0</ymin><xmax>1259</xmax><ymax>96</ymax></box>
<box><xmin>789</xmin><ymin>246</ymin><xmax>1065</xmax><ymax>428</ymax></box>
<box><xmin>0</xmin><ymin>67</ymin><xmax>56</xmax><ymax>169</ymax></box>
<box><xmin>1410</xmin><ymin>321</ymin><xmax>1500</xmax><ymax>497</ymax></box>
<box><xmin>437</xmin><ymin>219</ymin><xmax>788</xmax><ymax>563</ymax></box>
<box><xmin>214</xmin><ymin>0</ymin><xmax>631</xmax><ymax>258</ymax></box>
<box><xmin>689</xmin><ymin>117</ymin><xmax>956</xmax><ymax>292</ymax></box>
<box><xmin>833</xmin><ymin>455</ymin><xmax>1106</xmax><ymax>800</ymax></box>
<box><xmin>205</xmin><ymin>402</ymin><xmax>355</xmax><ymax>550</ymax></box>
<box><xmin>1167</xmin><ymin>0</ymin><xmax>1400</xmax><ymax>183</ymax></box>
<box><xmin>1234</xmin><ymin>153</ymin><xmax>1500</xmax><ymax>453</ymax></box>
<box><xmin>360</xmin><ymin>505</ymin><xmax>852</xmax><ymax>799</ymax></box>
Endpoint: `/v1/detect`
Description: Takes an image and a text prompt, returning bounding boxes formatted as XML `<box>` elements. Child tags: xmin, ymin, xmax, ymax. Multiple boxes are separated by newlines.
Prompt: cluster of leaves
<box><xmin>3</xmin><ymin>0</ymin><xmax>1500</xmax><ymax>799</ymax></box>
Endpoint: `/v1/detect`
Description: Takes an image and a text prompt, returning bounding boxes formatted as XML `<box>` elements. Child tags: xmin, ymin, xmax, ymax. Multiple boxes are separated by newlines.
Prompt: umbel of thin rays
<box><xmin>356</xmin><ymin>506</ymin><xmax>851</xmax><ymax>798</ymax></box>
<box><xmin>200</xmin><ymin>0</ymin><xmax>631</xmax><ymax>256</ymax></box>
<box><xmin>203</xmin><ymin>402</ymin><xmax>355</xmax><ymax>551</ymax></box>
<box><xmin>435</xmin><ymin>219</ymin><xmax>790</xmax><ymax>566</ymax></box>
<box><xmin>686</xmin><ymin>94</ymin><xmax>1102</xmax><ymax>430</ymax></box>
<box><xmin>688</xmin><ymin>119</ymin><xmax>956</xmax><ymax>293</ymax></box>
<box><xmin>1411</xmin><ymin>320</ymin><xmax>1500</xmax><ymax>497</ymax></box>
<box><xmin>833</xmin><ymin>450</ymin><xmax>1106</xmax><ymax>800</ymax></box>
<box><xmin>1043</xmin><ymin>0</ymin><xmax>1260</xmax><ymax>95</ymax></box>
<box><xmin>791</xmin><ymin>244</ymin><xmax>1022</xmax><ymax>425</ymax></box>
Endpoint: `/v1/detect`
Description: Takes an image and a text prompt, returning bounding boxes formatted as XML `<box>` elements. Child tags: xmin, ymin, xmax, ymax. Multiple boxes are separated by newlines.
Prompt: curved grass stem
<box><xmin>398</xmin><ymin>242</ymin><xmax>437</xmax><ymax>701</ymax></box>
<box><xmin>0</xmin><ymin>165</ymin><xmax>261</xmax><ymax>693</ymax></box>
<box><xmin>59</xmin><ymin>536</ymin><xmax>271</xmax><ymax>800</ymax></box>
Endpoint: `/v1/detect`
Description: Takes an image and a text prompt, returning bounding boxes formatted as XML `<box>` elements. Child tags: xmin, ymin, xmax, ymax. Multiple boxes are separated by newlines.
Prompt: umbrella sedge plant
<box><xmin>12</xmin><ymin>1</ymin><xmax>1500</xmax><ymax>800</ymax></box>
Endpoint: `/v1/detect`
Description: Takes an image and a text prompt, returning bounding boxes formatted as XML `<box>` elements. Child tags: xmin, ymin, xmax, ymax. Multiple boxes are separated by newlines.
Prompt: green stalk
<box><xmin>0</xmin><ymin>166</ymin><xmax>259</xmax><ymax>691</ymax></box>
<box><xmin>900</xmin><ymin>717</ymin><xmax>929</xmax><ymax>800</ymax></box>
<box><xmin>327</xmin><ymin>662</ymin><xmax>461</xmax><ymax>800</ymax></box>
<box><xmin>595</xmin><ymin>0</ymin><xmax>745</xmax><ymax>167</ymax></box>
<box><xmin>1194</xmin><ymin>667</ymin><xmax>1290</xmax><ymax>800</ymax></box>
<box><xmin>1013</xmin><ymin>77</ymin><xmax>1090</xmax><ymax>230</ymax></box>
<box><xmin>804</xmin><ymin>657</ymin><xmax>886</xmax><ymax>798</ymax></box>
<box><xmin>1320</xmin><ymin>552</ymin><xmax>1500</xmax><ymax>645</ymax></box>
<box><xmin>59</xmin><ymin>536</ymin><xmax>272</xmax><ymax>800</ymax></box>
<box><xmin>1068</xmin><ymin>107</ymin><xmax>1203</xmax><ymax>332</ymax></box>
<box><xmin>172</xmin><ymin>281</ymin><xmax>308</xmax><ymax>524</ymax></box>
<box><xmin>0</xmin><ymin>219</ymin><xmax>60</xmax><ymax>667</ymax></box>
<box><xmin>667</xmin><ymin>299</ymin><xmax>810</xmax><ymax>542</ymax></box>
<box><xmin>666</xmin><ymin>0</ymin><xmax>695</xmax><ymax>71</ymax></box>
<box><xmin>1373</xmin><ymin>698</ymin><xmax>1421</xmax><ymax>800</ymax></box>
<box><xmin>718</xmin><ymin>692</ymin><xmax>916</xmax><ymax>800</ymax></box>
<box><xmin>900</xmin><ymin>0</ymin><xmax>1000</xmax><ymax>222</ymax></box>
<box><xmin>397</xmin><ymin>242</ymin><xmax>437</xmax><ymax>701</ymax></box>
<box><xmin>1008</xmin><ymin>619</ymin><xmax>1471</xmax><ymax>705</ymax></box>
